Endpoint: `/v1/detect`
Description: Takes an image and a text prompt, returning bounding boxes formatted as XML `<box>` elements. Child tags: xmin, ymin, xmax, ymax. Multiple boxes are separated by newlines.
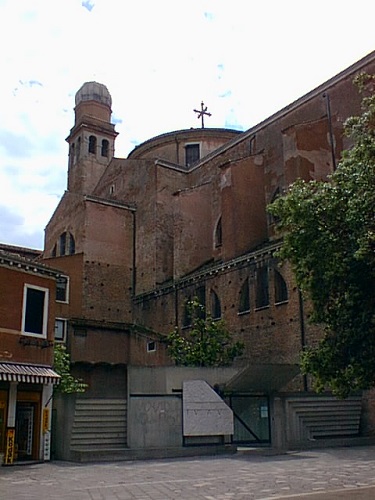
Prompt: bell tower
<box><xmin>66</xmin><ymin>82</ymin><xmax>118</xmax><ymax>194</ymax></box>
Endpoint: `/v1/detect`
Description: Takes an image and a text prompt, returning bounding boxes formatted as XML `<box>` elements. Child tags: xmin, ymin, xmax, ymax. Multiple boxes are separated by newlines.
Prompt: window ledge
<box><xmin>254</xmin><ymin>305</ymin><xmax>270</xmax><ymax>312</ymax></box>
<box><xmin>237</xmin><ymin>310</ymin><xmax>250</xmax><ymax>317</ymax></box>
<box><xmin>275</xmin><ymin>300</ymin><xmax>289</xmax><ymax>306</ymax></box>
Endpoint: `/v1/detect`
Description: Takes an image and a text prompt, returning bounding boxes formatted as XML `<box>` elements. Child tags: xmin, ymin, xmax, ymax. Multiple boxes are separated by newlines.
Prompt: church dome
<box><xmin>75</xmin><ymin>81</ymin><xmax>112</xmax><ymax>108</ymax></box>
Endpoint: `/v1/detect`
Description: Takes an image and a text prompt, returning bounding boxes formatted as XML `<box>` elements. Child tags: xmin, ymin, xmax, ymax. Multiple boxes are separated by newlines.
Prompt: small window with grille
<box><xmin>56</xmin><ymin>276</ymin><xmax>69</xmax><ymax>303</ymax></box>
<box><xmin>55</xmin><ymin>318</ymin><xmax>67</xmax><ymax>342</ymax></box>
<box><xmin>185</xmin><ymin>144</ymin><xmax>200</xmax><ymax>166</ymax></box>
<box><xmin>147</xmin><ymin>341</ymin><xmax>156</xmax><ymax>352</ymax></box>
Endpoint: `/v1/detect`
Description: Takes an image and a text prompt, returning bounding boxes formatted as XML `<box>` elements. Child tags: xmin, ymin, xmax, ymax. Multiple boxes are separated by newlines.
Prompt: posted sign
<box><xmin>42</xmin><ymin>408</ymin><xmax>50</xmax><ymax>433</ymax></box>
<box><xmin>5</xmin><ymin>428</ymin><xmax>15</xmax><ymax>465</ymax></box>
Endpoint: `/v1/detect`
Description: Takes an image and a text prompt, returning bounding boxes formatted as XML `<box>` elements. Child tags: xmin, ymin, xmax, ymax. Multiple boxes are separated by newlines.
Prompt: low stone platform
<box><xmin>68</xmin><ymin>443</ymin><xmax>238</xmax><ymax>462</ymax></box>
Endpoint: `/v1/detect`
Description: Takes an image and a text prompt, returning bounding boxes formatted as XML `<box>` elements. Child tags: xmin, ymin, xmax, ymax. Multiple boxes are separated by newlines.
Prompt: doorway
<box><xmin>226</xmin><ymin>395</ymin><xmax>271</xmax><ymax>444</ymax></box>
<box><xmin>15</xmin><ymin>401</ymin><xmax>40</xmax><ymax>460</ymax></box>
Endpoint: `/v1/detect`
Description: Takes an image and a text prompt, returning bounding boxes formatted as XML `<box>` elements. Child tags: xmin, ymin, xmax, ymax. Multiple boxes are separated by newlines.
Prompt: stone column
<box><xmin>270</xmin><ymin>396</ymin><xmax>287</xmax><ymax>451</ymax></box>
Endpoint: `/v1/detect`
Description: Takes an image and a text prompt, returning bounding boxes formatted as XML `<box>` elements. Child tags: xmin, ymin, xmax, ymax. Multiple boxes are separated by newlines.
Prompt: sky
<box><xmin>0</xmin><ymin>0</ymin><xmax>374</xmax><ymax>250</ymax></box>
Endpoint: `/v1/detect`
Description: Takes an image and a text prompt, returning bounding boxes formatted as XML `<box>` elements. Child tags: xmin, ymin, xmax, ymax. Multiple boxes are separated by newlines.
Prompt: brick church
<box><xmin>41</xmin><ymin>51</ymin><xmax>375</xmax><ymax>458</ymax></box>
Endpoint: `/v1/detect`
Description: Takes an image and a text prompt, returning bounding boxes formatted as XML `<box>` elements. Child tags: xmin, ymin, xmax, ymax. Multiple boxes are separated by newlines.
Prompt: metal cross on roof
<box><xmin>194</xmin><ymin>101</ymin><xmax>212</xmax><ymax>128</ymax></box>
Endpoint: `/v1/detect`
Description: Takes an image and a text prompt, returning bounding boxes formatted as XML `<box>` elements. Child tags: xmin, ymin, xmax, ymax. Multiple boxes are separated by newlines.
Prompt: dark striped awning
<box><xmin>0</xmin><ymin>362</ymin><xmax>60</xmax><ymax>385</ymax></box>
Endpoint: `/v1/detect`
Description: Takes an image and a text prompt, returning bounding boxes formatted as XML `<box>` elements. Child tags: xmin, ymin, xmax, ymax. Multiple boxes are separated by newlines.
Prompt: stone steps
<box><xmin>70</xmin><ymin>398</ymin><xmax>127</xmax><ymax>450</ymax></box>
<box><xmin>285</xmin><ymin>396</ymin><xmax>362</xmax><ymax>443</ymax></box>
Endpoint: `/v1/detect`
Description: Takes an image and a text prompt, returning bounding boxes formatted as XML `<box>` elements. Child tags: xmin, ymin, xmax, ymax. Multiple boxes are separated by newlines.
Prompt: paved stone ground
<box><xmin>1</xmin><ymin>446</ymin><xmax>375</xmax><ymax>499</ymax></box>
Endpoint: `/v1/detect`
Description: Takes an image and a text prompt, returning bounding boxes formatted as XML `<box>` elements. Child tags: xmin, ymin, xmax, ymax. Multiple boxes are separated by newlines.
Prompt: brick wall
<box><xmin>0</xmin><ymin>266</ymin><xmax>56</xmax><ymax>366</ymax></box>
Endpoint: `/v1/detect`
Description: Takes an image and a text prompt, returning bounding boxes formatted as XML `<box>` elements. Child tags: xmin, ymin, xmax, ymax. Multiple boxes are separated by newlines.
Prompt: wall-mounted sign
<box><xmin>42</xmin><ymin>408</ymin><xmax>50</xmax><ymax>433</ymax></box>
<box><xmin>0</xmin><ymin>350</ymin><xmax>13</xmax><ymax>359</ymax></box>
<box><xmin>43</xmin><ymin>431</ymin><xmax>51</xmax><ymax>460</ymax></box>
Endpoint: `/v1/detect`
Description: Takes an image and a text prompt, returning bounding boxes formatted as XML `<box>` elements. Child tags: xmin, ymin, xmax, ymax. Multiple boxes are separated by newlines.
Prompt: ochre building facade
<box><xmin>0</xmin><ymin>247</ymin><xmax>60</xmax><ymax>464</ymax></box>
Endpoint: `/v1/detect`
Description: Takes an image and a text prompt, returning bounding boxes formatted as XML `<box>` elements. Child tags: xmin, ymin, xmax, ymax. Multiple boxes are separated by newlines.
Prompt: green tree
<box><xmin>167</xmin><ymin>299</ymin><xmax>244</xmax><ymax>367</ymax></box>
<box><xmin>53</xmin><ymin>344</ymin><xmax>88</xmax><ymax>394</ymax></box>
<box><xmin>268</xmin><ymin>73</ymin><xmax>375</xmax><ymax>397</ymax></box>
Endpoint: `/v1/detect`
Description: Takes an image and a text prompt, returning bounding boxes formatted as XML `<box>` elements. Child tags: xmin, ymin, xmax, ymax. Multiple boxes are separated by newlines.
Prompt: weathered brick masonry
<box><xmin>42</xmin><ymin>53</ymin><xmax>375</xmax><ymax>434</ymax></box>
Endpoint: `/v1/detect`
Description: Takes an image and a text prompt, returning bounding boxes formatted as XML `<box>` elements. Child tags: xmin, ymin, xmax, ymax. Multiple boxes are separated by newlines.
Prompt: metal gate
<box><xmin>226</xmin><ymin>395</ymin><xmax>271</xmax><ymax>444</ymax></box>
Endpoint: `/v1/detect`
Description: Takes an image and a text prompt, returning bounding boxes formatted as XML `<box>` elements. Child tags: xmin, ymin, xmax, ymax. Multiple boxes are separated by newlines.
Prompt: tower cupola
<box><xmin>74</xmin><ymin>81</ymin><xmax>113</xmax><ymax>123</ymax></box>
<box><xmin>66</xmin><ymin>81</ymin><xmax>118</xmax><ymax>194</ymax></box>
<box><xmin>75</xmin><ymin>81</ymin><xmax>112</xmax><ymax>107</ymax></box>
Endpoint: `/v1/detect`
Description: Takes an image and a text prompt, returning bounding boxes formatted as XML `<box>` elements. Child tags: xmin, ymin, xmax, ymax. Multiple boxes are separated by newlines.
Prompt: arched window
<box><xmin>210</xmin><ymin>290</ymin><xmax>221</xmax><ymax>320</ymax></box>
<box><xmin>269</xmin><ymin>188</ymin><xmax>281</xmax><ymax>225</ymax></box>
<box><xmin>195</xmin><ymin>286</ymin><xmax>206</xmax><ymax>320</ymax></box>
<box><xmin>255</xmin><ymin>265</ymin><xmax>269</xmax><ymax>309</ymax></box>
<box><xmin>182</xmin><ymin>297</ymin><xmax>192</xmax><ymax>328</ymax></box>
<box><xmin>59</xmin><ymin>232</ymin><xmax>67</xmax><ymax>256</ymax></box>
<box><xmin>69</xmin><ymin>233</ymin><xmax>75</xmax><ymax>255</ymax></box>
<box><xmin>215</xmin><ymin>216</ymin><xmax>222</xmax><ymax>247</ymax></box>
<box><xmin>101</xmin><ymin>139</ymin><xmax>109</xmax><ymax>157</ymax></box>
<box><xmin>76</xmin><ymin>137</ymin><xmax>81</xmax><ymax>161</ymax></box>
<box><xmin>274</xmin><ymin>269</ymin><xmax>288</xmax><ymax>303</ymax></box>
<box><xmin>239</xmin><ymin>278</ymin><xmax>250</xmax><ymax>313</ymax></box>
<box><xmin>56</xmin><ymin>232</ymin><xmax>75</xmax><ymax>257</ymax></box>
<box><xmin>70</xmin><ymin>143</ymin><xmax>75</xmax><ymax>166</ymax></box>
<box><xmin>89</xmin><ymin>135</ymin><xmax>97</xmax><ymax>154</ymax></box>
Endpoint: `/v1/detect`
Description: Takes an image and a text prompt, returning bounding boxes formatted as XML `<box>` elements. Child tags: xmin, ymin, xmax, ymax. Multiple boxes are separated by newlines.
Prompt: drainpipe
<box><xmin>174</xmin><ymin>285</ymin><xmax>179</xmax><ymax>328</ymax></box>
<box><xmin>323</xmin><ymin>92</ymin><xmax>337</xmax><ymax>171</ymax></box>
<box><xmin>298</xmin><ymin>288</ymin><xmax>308</xmax><ymax>392</ymax></box>
<box><xmin>132</xmin><ymin>211</ymin><xmax>137</xmax><ymax>296</ymax></box>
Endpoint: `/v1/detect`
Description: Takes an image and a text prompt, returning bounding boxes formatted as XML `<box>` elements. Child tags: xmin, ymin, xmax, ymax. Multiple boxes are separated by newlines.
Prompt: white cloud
<box><xmin>0</xmin><ymin>0</ymin><xmax>374</xmax><ymax>248</ymax></box>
